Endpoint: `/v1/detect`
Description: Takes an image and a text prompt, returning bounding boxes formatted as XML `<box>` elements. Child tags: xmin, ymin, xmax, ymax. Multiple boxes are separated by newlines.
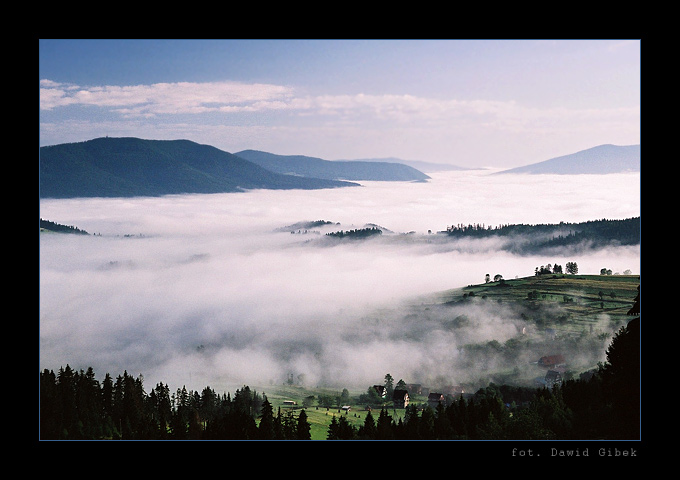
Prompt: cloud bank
<box><xmin>40</xmin><ymin>79</ymin><xmax>639</xmax><ymax>127</ymax></box>
<box><xmin>39</xmin><ymin>171</ymin><xmax>640</xmax><ymax>393</ymax></box>
<box><xmin>39</xmin><ymin>79</ymin><xmax>639</xmax><ymax>168</ymax></box>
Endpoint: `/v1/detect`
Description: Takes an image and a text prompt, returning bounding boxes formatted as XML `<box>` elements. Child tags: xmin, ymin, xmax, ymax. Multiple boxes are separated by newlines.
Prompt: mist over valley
<box><xmin>39</xmin><ymin>169</ymin><xmax>640</xmax><ymax>396</ymax></box>
<box><xmin>38</xmin><ymin>40</ymin><xmax>642</xmax><ymax>442</ymax></box>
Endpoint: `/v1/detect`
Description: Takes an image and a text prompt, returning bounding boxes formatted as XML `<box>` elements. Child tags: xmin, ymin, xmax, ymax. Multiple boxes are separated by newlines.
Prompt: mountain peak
<box><xmin>39</xmin><ymin>137</ymin><xmax>358</xmax><ymax>199</ymax></box>
<box><xmin>495</xmin><ymin>144</ymin><xmax>640</xmax><ymax>175</ymax></box>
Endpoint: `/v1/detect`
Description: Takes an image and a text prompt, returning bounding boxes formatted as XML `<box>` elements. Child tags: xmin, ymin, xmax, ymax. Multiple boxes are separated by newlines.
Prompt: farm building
<box><xmin>428</xmin><ymin>393</ymin><xmax>445</xmax><ymax>407</ymax></box>
<box><xmin>536</xmin><ymin>369</ymin><xmax>565</xmax><ymax>388</ymax></box>
<box><xmin>538</xmin><ymin>355</ymin><xmax>566</xmax><ymax>368</ymax></box>
<box><xmin>372</xmin><ymin>385</ymin><xmax>386</xmax><ymax>398</ymax></box>
<box><xmin>393</xmin><ymin>389</ymin><xmax>409</xmax><ymax>408</ymax></box>
<box><xmin>545</xmin><ymin>370</ymin><xmax>563</xmax><ymax>387</ymax></box>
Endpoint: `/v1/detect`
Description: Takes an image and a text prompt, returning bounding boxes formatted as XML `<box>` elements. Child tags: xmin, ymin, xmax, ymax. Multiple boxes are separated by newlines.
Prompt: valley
<box><xmin>248</xmin><ymin>272</ymin><xmax>639</xmax><ymax>439</ymax></box>
<box><xmin>38</xmin><ymin>38</ymin><xmax>642</xmax><ymax>442</ymax></box>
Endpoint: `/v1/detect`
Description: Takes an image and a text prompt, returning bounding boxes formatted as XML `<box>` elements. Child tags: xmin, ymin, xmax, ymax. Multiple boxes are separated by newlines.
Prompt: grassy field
<box><xmin>253</xmin><ymin>273</ymin><xmax>640</xmax><ymax>440</ymax></box>
<box><xmin>253</xmin><ymin>383</ymin><xmax>417</xmax><ymax>440</ymax></box>
<box><xmin>437</xmin><ymin>273</ymin><xmax>639</xmax><ymax>332</ymax></box>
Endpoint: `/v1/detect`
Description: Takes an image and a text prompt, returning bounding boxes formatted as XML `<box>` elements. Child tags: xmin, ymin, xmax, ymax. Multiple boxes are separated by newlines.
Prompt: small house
<box><xmin>538</xmin><ymin>355</ymin><xmax>566</xmax><ymax>368</ymax></box>
<box><xmin>393</xmin><ymin>389</ymin><xmax>409</xmax><ymax>408</ymax></box>
<box><xmin>545</xmin><ymin>370</ymin><xmax>562</xmax><ymax>387</ymax></box>
<box><xmin>372</xmin><ymin>385</ymin><xmax>386</xmax><ymax>398</ymax></box>
<box><xmin>428</xmin><ymin>393</ymin><xmax>445</xmax><ymax>407</ymax></box>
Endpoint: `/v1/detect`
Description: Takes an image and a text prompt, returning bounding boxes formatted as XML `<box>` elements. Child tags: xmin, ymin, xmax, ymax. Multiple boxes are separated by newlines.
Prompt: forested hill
<box><xmin>443</xmin><ymin>217</ymin><xmax>640</xmax><ymax>253</ymax></box>
<box><xmin>40</xmin><ymin>218</ymin><xmax>89</xmax><ymax>235</ymax></box>
<box><xmin>234</xmin><ymin>150</ymin><xmax>431</xmax><ymax>182</ymax></box>
<box><xmin>39</xmin><ymin>137</ymin><xmax>359</xmax><ymax>199</ymax></box>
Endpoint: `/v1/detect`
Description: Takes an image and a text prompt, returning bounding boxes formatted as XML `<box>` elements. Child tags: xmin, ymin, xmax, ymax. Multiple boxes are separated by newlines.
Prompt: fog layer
<box><xmin>39</xmin><ymin>171</ymin><xmax>640</xmax><ymax>392</ymax></box>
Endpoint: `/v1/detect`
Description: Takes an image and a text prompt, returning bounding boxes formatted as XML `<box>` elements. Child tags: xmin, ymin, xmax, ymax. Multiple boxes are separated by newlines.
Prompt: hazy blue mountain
<box><xmin>234</xmin><ymin>150</ymin><xmax>431</xmax><ymax>181</ymax></box>
<box><xmin>39</xmin><ymin>137</ymin><xmax>359</xmax><ymax>199</ymax></box>
<box><xmin>344</xmin><ymin>157</ymin><xmax>472</xmax><ymax>173</ymax></box>
<box><xmin>495</xmin><ymin>144</ymin><xmax>640</xmax><ymax>175</ymax></box>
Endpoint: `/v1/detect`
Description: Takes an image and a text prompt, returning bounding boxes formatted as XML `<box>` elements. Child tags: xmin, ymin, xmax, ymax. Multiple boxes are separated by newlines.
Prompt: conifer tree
<box><xmin>336</xmin><ymin>414</ymin><xmax>356</xmax><ymax>439</ymax></box>
<box><xmin>101</xmin><ymin>373</ymin><xmax>114</xmax><ymax>421</ymax></box>
<box><xmin>39</xmin><ymin>369</ymin><xmax>60</xmax><ymax>439</ymax></box>
<box><xmin>326</xmin><ymin>415</ymin><xmax>339</xmax><ymax>440</ymax></box>
<box><xmin>376</xmin><ymin>408</ymin><xmax>393</xmax><ymax>440</ymax></box>
<box><xmin>600</xmin><ymin>316</ymin><xmax>640</xmax><ymax>438</ymax></box>
<box><xmin>258</xmin><ymin>397</ymin><xmax>275</xmax><ymax>440</ymax></box>
<box><xmin>273</xmin><ymin>407</ymin><xmax>284</xmax><ymax>439</ymax></box>
<box><xmin>281</xmin><ymin>410</ymin><xmax>297</xmax><ymax>439</ymax></box>
<box><xmin>403</xmin><ymin>403</ymin><xmax>420</xmax><ymax>438</ymax></box>
<box><xmin>434</xmin><ymin>402</ymin><xmax>451</xmax><ymax>439</ymax></box>
<box><xmin>296</xmin><ymin>410</ymin><xmax>311</xmax><ymax>440</ymax></box>
<box><xmin>360</xmin><ymin>410</ymin><xmax>377</xmax><ymax>439</ymax></box>
<box><xmin>57</xmin><ymin>365</ymin><xmax>77</xmax><ymax>438</ymax></box>
<box><xmin>76</xmin><ymin>367</ymin><xmax>102</xmax><ymax>438</ymax></box>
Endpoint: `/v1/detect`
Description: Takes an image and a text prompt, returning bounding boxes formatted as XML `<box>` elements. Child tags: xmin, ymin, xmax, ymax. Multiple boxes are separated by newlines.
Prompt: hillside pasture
<box><xmin>253</xmin><ymin>274</ymin><xmax>640</xmax><ymax>439</ymax></box>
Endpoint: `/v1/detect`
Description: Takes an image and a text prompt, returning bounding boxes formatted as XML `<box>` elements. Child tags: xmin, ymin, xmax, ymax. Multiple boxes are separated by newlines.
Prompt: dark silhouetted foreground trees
<box><xmin>39</xmin><ymin>369</ymin><xmax>296</xmax><ymax>440</ymax></box>
<box><xmin>40</xmin><ymin>315</ymin><xmax>638</xmax><ymax>440</ymax></box>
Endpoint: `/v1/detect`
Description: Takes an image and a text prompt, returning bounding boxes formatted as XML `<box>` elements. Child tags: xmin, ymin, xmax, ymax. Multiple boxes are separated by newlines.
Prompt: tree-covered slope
<box><xmin>39</xmin><ymin>218</ymin><xmax>89</xmax><ymax>235</ymax></box>
<box><xmin>443</xmin><ymin>217</ymin><xmax>640</xmax><ymax>253</ymax></box>
<box><xmin>39</xmin><ymin>137</ymin><xmax>359</xmax><ymax>199</ymax></box>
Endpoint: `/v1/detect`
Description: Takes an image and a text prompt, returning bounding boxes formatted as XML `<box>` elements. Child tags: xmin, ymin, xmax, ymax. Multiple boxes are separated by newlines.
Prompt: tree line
<box><xmin>326</xmin><ymin>227</ymin><xmax>383</xmax><ymax>239</ymax></box>
<box><xmin>535</xmin><ymin>261</ymin><xmax>579</xmax><ymax>275</ymax></box>
<box><xmin>39</xmin><ymin>218</ymin><xmax>89</xmax><ymax>235</ymax></box>
<box><xmin>39</xmin><ymin>310</ymin><xmax>638</xmax><ymax>440</ymax></box>
<box><xmin>444</xmin><ymin>217</ymin><xmax>640</xmax><ymax>254</ymax></box>
<box><xmin>39</xmin><ymin>368</ymin><xmax>313</xmax><ymax>440</ymax></box>
<box><xmin>445</xmin><ymin>218</ymin><xmax>638</xmax><ymax>240</ymax></box>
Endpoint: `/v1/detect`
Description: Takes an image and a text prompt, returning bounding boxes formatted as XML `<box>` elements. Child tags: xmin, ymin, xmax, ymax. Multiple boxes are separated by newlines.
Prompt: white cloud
<box><xmin>39</xmin><ymin>80</ymin><xmax>296</xmax><ymax>116</ymax></box>
<box><xmin>40</xmin><ymin>79</ymin><xmax>639</xmax><ymax>129</ymax></box>
<box><xmin>39</xmin><ymin>78</ymin><xmax>640</xmax><ymax>168</ymax></box>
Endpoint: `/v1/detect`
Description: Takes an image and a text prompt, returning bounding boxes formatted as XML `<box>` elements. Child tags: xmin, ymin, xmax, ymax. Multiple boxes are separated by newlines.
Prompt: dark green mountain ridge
<box><xmin>39</xmin><ymin>137</ymin><xmax>360</xmax><ymax>199</ymax></box>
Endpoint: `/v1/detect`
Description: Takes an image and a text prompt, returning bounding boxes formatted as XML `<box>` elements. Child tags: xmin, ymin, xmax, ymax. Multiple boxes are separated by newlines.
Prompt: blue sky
<box><xmin>39</xmin><ymin>39</ymin><xmax>640</xmax><ymax>168</ymax></box>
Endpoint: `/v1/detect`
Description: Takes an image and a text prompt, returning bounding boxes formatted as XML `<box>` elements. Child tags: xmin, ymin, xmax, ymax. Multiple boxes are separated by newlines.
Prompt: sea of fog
<box><xmin>39</xmin><ymin>170</ymin><xmax>640</xmax><ymax>393</ymax></box>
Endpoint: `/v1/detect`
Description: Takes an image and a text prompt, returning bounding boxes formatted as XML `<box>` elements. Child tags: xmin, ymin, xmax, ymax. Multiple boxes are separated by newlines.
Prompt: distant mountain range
<box><xmin>338</xmin><ymin>157</ymin><xmax>471</xmax><ymax>173</ymax></box>
<box><xmin>39</xmin><ymin>137</ymin><xmax>361</xmax><ymax>199</ymax></box>
<box><xmin>495</xmin><ymin>144</ymin><xmax>640</xmax><ymax>175</ymax></box>
<box><xmin>234</xmin><ymin>150</ymin><xmax>431</xmax><ymax>181</ymax></box>
<box><xmin>39</xmin><ymin>137</ymin><xmax>436</xmax><ymax>199</ymax></box>
<box><xmin>38</xmin><ymin>138</ymin><xmax>640</xmax><ymax>199</ymax></box>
